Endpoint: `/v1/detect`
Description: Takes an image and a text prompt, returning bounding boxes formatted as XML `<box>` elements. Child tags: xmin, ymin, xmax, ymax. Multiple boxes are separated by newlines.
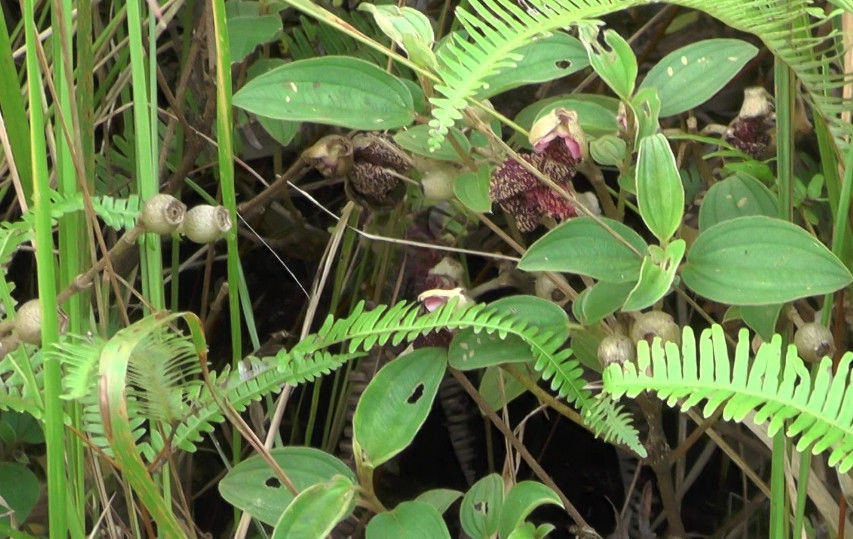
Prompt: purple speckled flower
<box><xmin>489</xmin><ymin>108</ymin><xmax>586</xmax><ymax>231</ymax></box>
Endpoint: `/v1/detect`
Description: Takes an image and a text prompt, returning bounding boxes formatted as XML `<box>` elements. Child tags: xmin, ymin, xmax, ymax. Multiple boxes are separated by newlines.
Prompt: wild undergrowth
<box><xmin>0</xmin><ymin>0</ymin><xmax>851</xmax><ymax>537</ymax></box>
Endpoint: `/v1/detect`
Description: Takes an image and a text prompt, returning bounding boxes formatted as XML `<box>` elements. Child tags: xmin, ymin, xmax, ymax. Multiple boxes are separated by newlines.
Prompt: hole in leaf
<box><xmin>265</xmin><ymin>477</ymin><xmax>281</xmax><ymax>488</ymax></box>
<box><xmin>555</xmin><ymin>60</ymin><xmax>571</xmax><ymax>69</ymax></box>
<box><xmin>407</xmin><ymin>383</ymin><xmax>425</xmax><ymax>404</ymax></box>
<box><xmin>474</xmin><ymin>501</ymin><xmax>488</xmax><ymax>514</ymax></box>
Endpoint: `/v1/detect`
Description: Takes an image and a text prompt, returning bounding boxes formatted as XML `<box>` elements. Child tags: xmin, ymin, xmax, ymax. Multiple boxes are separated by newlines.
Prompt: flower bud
<box><xmin>140</xmin><ymin>194</ymin><xmax>186</xmax><ymax>235</ymax></box>
<box><xmin>724</xmin><ymin>87</ymin><xmax>775</xmax><ymax>159</ymax></box>
<box><xmin>794</xmin><ymin>322</ymin><xmax>835</xmax><ymax>363</ymax></box>
<box><xmin>303</xmin><ymin>135</ymin><xmax>353</xmax><ymax>177</ymax></box>
<box><xmin>180</xmin><ymin>205</ymin><xmax>232</xmax><ymax>243</ymax></box>
<box><xmin>529</xmin><ymin>108</ymin><xmax>587</xmax><ymax>162</ymax></box>
<box><xmin>589</xmin><ymin>134</ymin><xmax>627</xmax><ymax>166</ymax></box>
<box><xmin>417</xmin><ymin>287</ymin><xmax>472</xmax><ymax>312</ymax></box>
<box><xmin>630</xmin><ymin>311</ymin><xmax>681</xmax><ymax>347</ymax></box>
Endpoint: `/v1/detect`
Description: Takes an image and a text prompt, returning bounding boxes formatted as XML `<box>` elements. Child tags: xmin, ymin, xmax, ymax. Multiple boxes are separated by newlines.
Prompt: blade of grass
<box><xmin>126</xmin><ymin>0</ymin><xmax>164</xmax><ymax>310</ymax></box>
<box><xmin>0</xmin><ymin>12</ymin><xmax>32</xmax><ymax>204</ymax></box>
<box><xmin>52</xmin><ymin>0</ymin><xmax>87</xmax><ymax>530</ymax></box>
<box><xmin>22</xmin><ymin>5</ymin><xmax>67</xmax><ymax>538</ymax></box>
<box><xmin>210</xmin><ymin>1</ymin><xmax>246</xmax><ymax>525</ymax></box>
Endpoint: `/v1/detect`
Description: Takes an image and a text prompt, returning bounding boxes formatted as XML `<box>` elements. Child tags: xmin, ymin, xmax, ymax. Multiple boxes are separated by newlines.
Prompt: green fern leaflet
<box><xmin>603</xmin><ymin>325</ymin><xmax>853</xmax><ymax>472</ymax></box>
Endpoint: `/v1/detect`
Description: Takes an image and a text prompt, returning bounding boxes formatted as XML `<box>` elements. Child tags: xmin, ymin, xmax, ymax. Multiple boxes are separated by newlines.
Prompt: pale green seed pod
<box><xmin>180</xmin><ymin>205</ymin><xmax>232</xmax><ymax>244</ymax></box>
<box><xmin>13</xmin><ymin>299</ymin><xmax>41</xmax><ymax>345</ymax></box>
<box><xmin>794</xmin><ymin>322</ymin><xmax>835</xmax><ymax>363</ymax></box>
<box><xmin>630</xmin><ymin>311</ymin><xmax>681</xmax><ymax>347</ymax></box>
<box><xmin>140</xmin><ymin>193</ymin><xmax>186</xmax><ymax>235</ymax></box>
<box><xmin>597</xmin><ymin>333</ymin><xmax>636</xmax><ymax>368</ymax></box>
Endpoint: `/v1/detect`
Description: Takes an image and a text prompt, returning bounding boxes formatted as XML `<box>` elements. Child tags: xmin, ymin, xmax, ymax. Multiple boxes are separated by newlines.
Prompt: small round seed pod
<box><xmin>598</xmin><ymin>333</ymin><xmax>636</xmax><ymax>368</ymax></box>
<box><xmin>140</xmin><ymin>193</ymin><xmax>186</xmax><ymax>235</ymax></box>
<box><xmin>420</xmin><ymin>162</ymin><xmax>457</xmax><ymax>201</ymax></box>
<box><xmin>180</xmin><ymin>205</ymin><xmax>232</xmax><ymax>243</ymax></box>
<box><xmin>794</xmin><ymin>322</ymin><xmax>835</xmax><ymax>363</ymax></box>
<box><xmin>630</xmin><ymin>311</ymin><xmax>681</xmax><ymax>347</ymax></box>
<box><xmin>12</xmin><ymin>300</ymin><xmax>69</xmax><ymax>345</ymax></box>
<box><xmin>13</xmin><ymin>299</ymin><xmax>41</xmax><ymax>345</ymax></box>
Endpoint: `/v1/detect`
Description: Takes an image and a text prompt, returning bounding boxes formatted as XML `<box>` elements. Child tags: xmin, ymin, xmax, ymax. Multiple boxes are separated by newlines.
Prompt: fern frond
<box><xmin>51</xmin><ymin>333</ymin><xmax>105</xmax><ymax>400</ymax></box>
<box><xmin>429</xmin><ymin>0</ymin><xmax>851</xmax><ymax>148</ymax></box>
<box><xmin>127</xmin><ymin>328</ymin><xmax>203</xmax><ymax>424</ymax></box>
<box><xmin>603</xmin><ymin>325</ymin><xmax>853</xmax><ymax>472</ymax></box>
<box><xmin>0</xmin><ymin>346</ymin><xmax>43</xmax><ymax>418</ymax></box>
<box><xmin>287</xmin><ymin>298</ymin><xmax>589</xmax><ymax>405</ymax></box>
<box><xmin>581</xmin><ymin>394</ymin><xmax>645</xmax><ymax>457</ymax></box>
<box><xmin>46</xmin><ymin>190</ymin><xmax>140</xmax><ymax>231</ymax></box>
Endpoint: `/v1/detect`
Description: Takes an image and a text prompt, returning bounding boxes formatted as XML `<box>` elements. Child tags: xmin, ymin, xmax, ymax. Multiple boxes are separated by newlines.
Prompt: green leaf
<box><xmin>228</xmin><ymin>14</ymin><xmax>282</xmax><ymax>63</ymax></box>
<box><xmin>698</xmin><ymin>173</ymin><xmax>778</xmax><ymax>231</ymax></box>
<box><xmin>623</xmin><ymin>240</ymin><xmax>685</xmax><ymax>311</ymax></box>
<box><xmin>572</xmin><ymin>280</ymin><xmax>636</xmax><ymax>326</ymax></box>
<box><xmin>366</xmin><ymin>501</ymin><xmax>451</xmax><ymax>538</ymax></box>
<box><xmin>479</xmin><ymin>366</ymin><xmax>529</xmax><ymax>410</ymax></box>
<box><xmin>636</xmin><ymin>134</ymin><xmax>683</xmax><ymax>242</ymax></box>
<box><xmin>460</xmin><ymin>474</ymin><xmax>504</xmax><ymax>539</ymax></box>
<box><xmin>449</xmin><ymin>295</ymin><xmax>568</xmax><ymax>370</ymax></box>
<box><xmin>478</xmin><ymin>32</ymin><xmax>588</xmax><ymax>98</ymax></box>
<box><xmin>358</xmin><ymin>4</ymin><xmax>436</xmax><ymax>69</ymax></box>
<box><xmin>589</xmin><ymin>134</ymin><xmax>627</xmax><ymax>167</ymax></box>
<box><xmin>358</xmin><ymin>4</ymin><xmax>434</xmax><ymax>48</ymax></box>
<box><xmin>640</xmin><ymin>39</ymin><xmax>758</xmax><ymax>116</ymax></box>
<box><xmin>508</xmin><ymin>522</ymin><xmax>555</xmax><ymax>539</ymax></box>
<box><xmin>271</xmin><ymin>475</ymin><xmax>356</xmax><ymax>539</ymax></box>
<box><xmin>353</xmin><ymin>347</ymin><xmax>447</xmax><ymax>467</ymax></box>
<box><xmin>577</xmin><ymin>23</ymin><xmax>637</xmax><ymax>100</ymax></box>
<box><xmin>498</xmin><ymin>481</ymin><xmax>563</xmax><ymax>539</ymax></box>
<box><xmin>631</xmin><ymin>87</ymin><xmax>661</xmax><ymax>143</ymax></box>
<box><xmin>732</xmin><ymin>303</ymin><xmax>783</xmax><ymax>341</ymax></box>
<box><xmin>681</xmin><ymin>216</ymin><xmax>853</xmax><ymax>305</ymax></box>
<box><xmin>233</xmin><ymin>56</ymin><xmax>415</xmax><ymax>130</ymax></box>
<box><xmin>393</xmin><ymin>125</ymin><xmax>470</xmax><ymax>162</ymax></box>
<box><xmin>246</xmin><ymin>59</ymin><xmax>299</xmax><ymax>146</ymax></box>
<box><xmin>414</xmin><ymin>489</ymin><xmax>463</xmax><ymax>515</ymax></box>
<box><xmin>218</xmin><ymin>447</ymin><xmax>355</xmax><ymax>525</ymax></box>
<box><xmin>570</xmin><ymin>328</ymin><xmax>604</xmax><ymax>371</ymax></box>
<box><xmin>454</xmin><ymin>164</ymin><xmax>492</xmax><ymax>213</ymax></box>
<box><xmin>0</xmin><ymin>463</ymin><xmax>38</xmax><ymax>525</ymax></box>
<box><xmin>0</xmin><ymin>411</ymin><xmax>42</xmax><ymax>444</ymax></box>
<box><xmin>519</xmin><ymin>217</ymin><xmax>647</xmax><ymax>282</ymax></box>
